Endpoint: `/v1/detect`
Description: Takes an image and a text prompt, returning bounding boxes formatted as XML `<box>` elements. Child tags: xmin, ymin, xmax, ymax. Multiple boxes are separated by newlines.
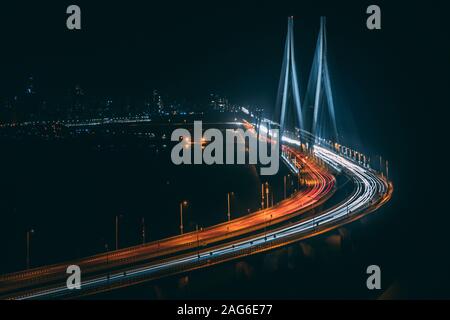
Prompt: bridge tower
<box><xmin>275</xmin><ymin>16</ymin><xmax>303</xmax><ymax>137</ymax></box>
<box><xmin>305</xmin><ymin>17</ymin><xmax>339</xmax><ymax>144</ymax></box>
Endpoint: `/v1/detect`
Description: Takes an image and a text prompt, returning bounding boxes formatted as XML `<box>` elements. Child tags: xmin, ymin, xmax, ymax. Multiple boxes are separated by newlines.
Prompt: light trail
<box><xmin>2</xmin><ymin>141</ymin><xmax>390</xmax><ymax>300</ymax></box>
<box><xmin>0</xmin><ymin>145</ymin><xmax>335</xmax><ymax>299</ymax></box>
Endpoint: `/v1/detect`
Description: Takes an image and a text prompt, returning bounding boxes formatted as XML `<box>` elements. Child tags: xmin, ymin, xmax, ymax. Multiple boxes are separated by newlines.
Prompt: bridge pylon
<box><xmin>305</xmin><ymin>17</ymin><xmax>339</xmax><ymax>145</ymax></box>
<box><xmin>275</xmin><ymin>16</ymin><xmax>303</xmax><ymax>139</ymax></box>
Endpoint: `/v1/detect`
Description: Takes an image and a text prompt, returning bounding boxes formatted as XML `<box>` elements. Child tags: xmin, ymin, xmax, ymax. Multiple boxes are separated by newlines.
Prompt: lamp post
<box><xmin>180</xmin><ymin>201</ymin><xmax>188</xmax><ymax>235</ymax></box>
<box><xmin>386</xmin><ymin>160</ymin><xmax>389</xmax><ymax>180</ymax></box>
<box><xmin>26</xmin><ymin>229</ymin><xmax>34</xmax><ymax>270</ymax></box>
<box><xmin>105</xmin><ymin>243</ymin><xmax>110</xmax><ymax>281</ymax></box>
<box><xmin>115</xmin><ymin>214</ymin><xmax>123</xmax><ymax>250</ymax></box>
<box><xmin>141</xmin><ymin>217</ymin><xmax>146</xmax><ymax>244</ymax></box>
<box><xmin>227</xmin><ymin>192</ymin><xmax>234</xmax><ymax>221</ymax></box>
<box><xmin>379</xmin><ymin>155</ymin><xmax>383</xmax><ymax>176</ymax></box>
<box><xmin>261</xmin><ymin>183</ymin><xmax>265</xmax><ymax>209</ymax></box>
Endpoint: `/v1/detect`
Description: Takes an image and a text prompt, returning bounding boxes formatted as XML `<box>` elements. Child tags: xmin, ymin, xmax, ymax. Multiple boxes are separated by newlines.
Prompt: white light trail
<box><xmin>14</xmin><ymin>140</ymin><xmax>387</xmax><ymax>300</ymax></box>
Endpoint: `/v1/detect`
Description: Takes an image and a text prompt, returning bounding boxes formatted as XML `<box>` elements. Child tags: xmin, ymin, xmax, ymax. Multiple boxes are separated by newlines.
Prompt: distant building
<box><xmin>70</xmin><ymin>85</ymin><xmax>86</xmax><ymax>119</ymax></box>
<box><xmin>21</xmin><ymin>76</ymin><xmax>41</xmax><ymax>120</ymax></box>
<box><xmin>74</xmin><ymin>85</ymin><xmax>84</xmax><ymax>97</ymax></box>
<box><xmin>153</xmin><ymin>89</ymin><xmax>164</xmax><ymax>114</ymax></box>
<box><xmin>209</xmin><ymin>93</ymin><xmax>229</xmax><ymax>112</ymax></box>
<box><xmin>25</xmin><ymin>76</ymin><xmax>35</xmax><ymax>95</ymax></box>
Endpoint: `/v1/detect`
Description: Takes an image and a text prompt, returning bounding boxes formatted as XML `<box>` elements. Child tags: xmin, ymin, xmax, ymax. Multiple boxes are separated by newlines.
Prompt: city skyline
<box><xmin>0</xmin><ymin>76</ymin><xmax>251</xmax><ymax>122</ymax></box>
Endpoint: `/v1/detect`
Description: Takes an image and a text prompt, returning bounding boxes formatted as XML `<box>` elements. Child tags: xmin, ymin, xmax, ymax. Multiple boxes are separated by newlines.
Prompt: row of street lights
<box><xmin>114</xmin><ymin>214</ymin><xmax>146</xmax><ymax>250</ymax></box>
<box><xmin>24</xmin><ymin>213</ymin><xmax>145</xmax><ymax>270</ymax></box>
<box><xmin>262</xmin><ymin>173</ymin><xmax>298</xmax><ymax>211</ymax></box>
<box><xmin>261</xmin><ymin>182</ymin><xmax>271</xmax><ymax>209</ymax></box>
<box><xmin>180</xmin><ymin>191</ymin><xmax>235</xmax><ymax>235</ymax></box>
<box><xmin>22</xmin><ymin>195</ymin><xmax>220</xmax><ymax>269</ymax></box>
<box><xmin>111</xmin><ymin>200</ymin><xmax>239</xmax><ymax>257</ymax></box>
<box><xmin>23</xmin><ymin>188</ymin><xmax>263</xmax><ymax>269</ymax></box>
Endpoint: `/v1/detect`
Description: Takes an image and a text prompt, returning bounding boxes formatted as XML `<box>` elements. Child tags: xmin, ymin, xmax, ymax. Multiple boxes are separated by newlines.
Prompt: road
<box><xmin>1</xmin><ymin>142</ymin><xmax>392</xmax><ymax>299</ymax></box>
<box><xmin>0</xmin><ymin>145</ymin><xmax>335</xmax><ymax>299</ymax></box>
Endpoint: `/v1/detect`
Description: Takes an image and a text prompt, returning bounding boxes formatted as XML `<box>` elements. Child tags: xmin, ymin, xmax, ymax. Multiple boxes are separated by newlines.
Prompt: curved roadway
<box><xmin>0</xmin><ymin>146</ymin><xmax>335</xmax><ymax>299</ymax></box>
<box><xmin>2</xmin><ymin>142</ymin><xmax>392</xmax><ymax>299</ymax></box>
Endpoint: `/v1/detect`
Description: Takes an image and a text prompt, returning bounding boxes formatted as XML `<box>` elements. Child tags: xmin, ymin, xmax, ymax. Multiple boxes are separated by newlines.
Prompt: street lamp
<box><xmin>261</xmin><ymin>183</ymin><xmax>265</xmax><ymax>209</ymax></box>
<box><xmin>180</xmin><ymin>201</ymin><xmax>188</xmax><ymax>235</ymax></box>
<box><xmin>141</xmin><ymin>217</ymin><xmax>146</xmax><ymax>244</ymax></box>
<box><xmin>227</xmin><ymin>192</ymin><xmax>234</xmax><ymax>221</ymax></box>
<box><xmin>386</xmin><ymin>160</ymin><xmax>389</xmax><ymax>180</ymax></box>
<box><xmin>26</xmin><ymin>229</ymin><xmax>34</xmax><ymax>270</ymax></box>
<box><xmin>104</xmin><ymin>243</ymin><xmax>110</xmax><ymax>281</ymax></box>
<box><xmin>115</xmin><ymin>214</ymin><xmax>123</xmax><ymax>250</ymax></box>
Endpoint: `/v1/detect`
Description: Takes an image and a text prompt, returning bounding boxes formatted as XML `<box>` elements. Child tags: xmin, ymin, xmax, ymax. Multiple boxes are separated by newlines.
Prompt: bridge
<box><xmin>0</xmin><ymin>17</ymin><xmax>393</xmax><ymax>299</ymax></box>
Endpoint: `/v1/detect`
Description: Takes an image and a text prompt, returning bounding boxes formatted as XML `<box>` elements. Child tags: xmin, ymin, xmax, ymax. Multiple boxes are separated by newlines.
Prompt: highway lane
<box><xmin>4</xmin><ymin>143</ymin><xmax>391</xmax><ymax>300</ymax></box>
<box><xmin>0</xmin><ymin>145</ymin><xmax>335</xmax><ymax>297</ymax></box>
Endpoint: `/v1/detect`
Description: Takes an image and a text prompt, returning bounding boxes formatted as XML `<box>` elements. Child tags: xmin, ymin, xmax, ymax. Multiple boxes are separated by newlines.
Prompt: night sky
<box><xmin>0</xmin><ymin>0</ymin><xmax>448</xmax><ymax>297</ymax></box>
<box><xmin>0</xmin><ymin>1</ymin><xmax>441</xmax><ymax>102</ymax></box>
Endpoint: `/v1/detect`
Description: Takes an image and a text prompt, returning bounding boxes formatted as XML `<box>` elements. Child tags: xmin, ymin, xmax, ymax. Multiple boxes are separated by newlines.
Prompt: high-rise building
<box><xmin>153</xmin><ymin>89</ymin><xmax>164</xmax><ymax>114</ymax></box>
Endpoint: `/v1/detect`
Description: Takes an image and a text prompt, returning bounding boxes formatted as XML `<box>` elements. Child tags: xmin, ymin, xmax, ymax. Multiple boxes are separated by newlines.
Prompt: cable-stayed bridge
<box><xmin>272</xmin><ymin>16</ymin><xmax>338</xmax><ymax>148</ymax></box>
<box><xmin>0</xmin><ymin>17</ymin><xmax>392</xmax><ymax>299</ymax></box>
